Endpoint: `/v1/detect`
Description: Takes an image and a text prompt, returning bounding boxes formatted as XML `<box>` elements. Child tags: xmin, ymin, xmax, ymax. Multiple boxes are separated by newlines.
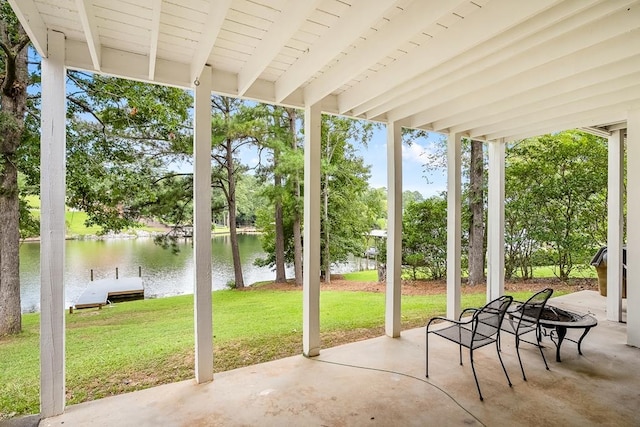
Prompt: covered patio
<box><xmin>6</xmin><ymin>0</ymin><xmax>640</xmax><ymax>422</ymax></box>
<box><xmin>38</xmin><ymin>291</ymin><xmax>638</xmax><ymax>426</ymax></box>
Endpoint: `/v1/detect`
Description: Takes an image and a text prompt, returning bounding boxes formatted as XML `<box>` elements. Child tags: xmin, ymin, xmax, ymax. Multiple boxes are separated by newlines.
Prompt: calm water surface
<box><xmin>19</xmin><ymin>234</ymin><xmax>365</xmax><ymax>313</ymax></box>
<box><xmin>20</xmin><ymin>234</ymin><xmax>272</xmax><ymax>313</ymax></box>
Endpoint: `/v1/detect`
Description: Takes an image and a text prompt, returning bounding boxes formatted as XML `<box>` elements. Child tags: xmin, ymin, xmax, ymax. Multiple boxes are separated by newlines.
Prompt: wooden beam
<box><xmin>385</xmin><ymin>121</ymin><xmax>402</xmax><ymax>337</ymax></box>
<box><xmin>487</xmin><ymin>140</ymin><xmax>505</xmax><ymax>302</ymax></box>
<box><xmin>190</xmin><ymin>0</ymin><xmax>231</xmax><ymax>84</ymax></box>
<box><xmin>607</xmin><ymin>129</ymin><xmax>624</xmax><ymax>322</ymax></box>
<box><xmin>237</xmin><ymin>0</ymin><xmax>320</xmax><ymax>96</ymax></box>
<box><xmin>75</xmin><ymin>0</ymin><xmax>101</xmax><ymax>71</ymax></box>
<box><xmin>338</xmin><ymin>0</ymin><xmax>558</xmax><ymax>115</ymax></box>
<box><xmin>148</xmin><ymin>0</ymin><xmax>162</xmax><ymax>80</ymax></box>
<box><xmin>40</xmin><ymin>29</ymin><xmax>66</xmax><ymax>418</ymax></box>
<box><xmin>627</xmin><ymin>109</ymin><xmax>640</xmax><ymax>346</ymax></box>
<box><xmin>360</xmin><ymin>0</ymin><xmax>618</xmax><ymax>120</ymax></box>
<box><xmin>276</xmin><ymin>0</ymin><xmax>395</xmax><ymax>103</ymax></box>
<box><xmin>303</xmin><ymin>0</ymin><xmax>454</xmax><ymax>106</ymax></box>
<box><xmin>8</xmin><ymin>0</ymin><xmax>47</xmax><ymax>57</ymax></box>
<box><xmin>303</xmin><ymin>103</ymin><xmax>322</xmax><ymax>357</ymax></box>
<box><xmin>193</xmin><ymin>65</ymin><xmax>213</xmax><ymax>383</ymax></box>
<box><xmin>446</xmin><ymin>133</ymin><xmax>462</xmax><ymax>319</ymax></box>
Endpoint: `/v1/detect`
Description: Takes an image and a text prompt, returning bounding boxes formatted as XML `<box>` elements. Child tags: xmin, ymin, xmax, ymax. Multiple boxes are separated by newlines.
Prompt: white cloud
<box><xmin>402</xmin><ymin>142</ymin><xmax>430</xmax><ymax>163</ymax></box>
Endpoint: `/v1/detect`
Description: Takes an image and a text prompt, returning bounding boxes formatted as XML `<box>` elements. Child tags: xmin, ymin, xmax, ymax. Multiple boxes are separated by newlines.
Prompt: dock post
<box><xmin>139</xmin><ymin>266</ymin><xmax>142</xmax><ymax>277</ymax></box>
<box><xmin>116</xmin><ymin>268</ymin><xmax>119</xmax><ymax>279</ymax></box>
<box><xmin>90</xmin><ymin>269</ymin><xmax>93</xmax><ymax>281</ymax></box>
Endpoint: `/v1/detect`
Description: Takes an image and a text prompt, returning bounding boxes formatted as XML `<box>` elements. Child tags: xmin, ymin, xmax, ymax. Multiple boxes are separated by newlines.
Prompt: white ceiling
<box><xmin>10</xmin><ymin>0</ymin><xmax>640</xmax><ymax>141</ymax></box>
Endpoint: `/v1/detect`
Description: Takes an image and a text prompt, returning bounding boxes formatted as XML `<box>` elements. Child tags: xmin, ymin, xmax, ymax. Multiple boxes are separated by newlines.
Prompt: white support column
<box><xmin>385</xmin><ymin>121</ymin><xmax>402</xmax><ymax>337</ymax></box>
<box><xmin>627</xmin><ymin>110</ymin><xmax>640</xmax><ymax>346</ymax></box>
<box><xmin>193</xmin><ymin>66</ymin><xmax>213</xmax><ymax>383</ymax></box>
<box><xmin>487</xmin><ymin>140</ymin><xmax>505</xmax><ymax>303</ymax></box>
<box><xmin>40</xmin><ymin>30</ymin><xmax>66</xmax><ymax>418</ymax></box>
<box><xmin>607</xmin><ymin>129</ymin><xmax>624</xmax><ymax>322</ymax></box>
<box><xmin>303</xmin><ymin>103</ymin><xmax>322</xmax><ymax>357</ymax></box>
<box><xmin>447</xmin><ymin>133</ymin><xmax>462</xmax><ymax>319</ymax></box>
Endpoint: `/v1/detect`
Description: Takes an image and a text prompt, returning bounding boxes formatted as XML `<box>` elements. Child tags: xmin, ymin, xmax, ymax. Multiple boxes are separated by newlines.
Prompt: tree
<box><xmin>253</xmin><ymin>105</ymin><xmax>303</xmax><ymax>283</ymax></box>
<box><xmin>64</xmin><ymin>72</ymin><xmax>194</xmax><ymax>234</ymax></box>
<box><xmin>467</xmin><ymin>139</ymin><xmax>485</xmax><ymax>285</ymax></box>
<box><xmin>402</xmin><ymin>197</ymin><xmax>448</xmax><ymax>280</ymax></box>
<box><xmin>211</xmin><ymin>96</ymin><xmax>263</xmax><ymax>288</ymax></box>
<box><xmin>505</xmin><ymin>131</ymin><xmax>608</xmax><ymax>279</ymax></box>
<box><xmin>0</xmin><ymin>2</ymin><xmax>29</xmax><ymax>335</ymax></box>
<box><xmin>421</xmin><ymin>135</ymin><xmax>486</xmax><ymax>285</ymax></box>
<box><xmin>320</xmin><ymin>116</ymin><xmax>374</xmax><ymax>282</ymax></box>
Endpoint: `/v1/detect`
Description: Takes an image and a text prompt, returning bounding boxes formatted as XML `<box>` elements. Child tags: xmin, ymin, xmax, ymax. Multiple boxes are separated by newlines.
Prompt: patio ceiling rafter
<box><xmin>236</xmin><ymin>0</ymin><xmax>320</xmax><ymax>96</ymax></box>
<box><xmin>302</xmin><ymin>0</ymin><xmax>457</xmax><ymax>107</ymax></box>
<box><xmin>274</xmin><ymin>0</ymin><xmax>396</xmax><ymax>103</ymax></box>
<box><xmin>354</xmin><ymin>0</ymin><xmax>608</xmax><ymax>121</ymax></box>
<box><xmin>337</xmin><ymin>0</ymin><xmax>560</xmax><ymax>117</ymax></box>
<box><xmin>190</xmin><ymin>0</ymin><xmax>231</xmax><ymax>85</ymax></box>
<box><xmin>75</xmin><ymin>0</ymin><xmax>101</xmax><ymax>71</ymax></box>
<box><xmin>147</xmin><ymin>0</ymin><xmax>162</xmax><ymax>80</ymax></box>
<box><xmin>401</xmin><ymin>5</ymin><xmax>640</xmax><ymax>133</ymax></box>
<box><xmin>7</xmin><ymin>0</ymin><xmax>47</xmax><ymax>56</ymax></box>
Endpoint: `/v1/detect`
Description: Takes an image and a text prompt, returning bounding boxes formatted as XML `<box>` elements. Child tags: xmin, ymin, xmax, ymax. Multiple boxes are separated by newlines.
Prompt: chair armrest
<box><xmin>427</xmin><ymin>315</ymin><xmax>473</xmax><ymax>331</ymax></box>
<box><xmin>459</xmin><ymin>307</ymin><xmax>479</xmax><ymax>321</ymax></box>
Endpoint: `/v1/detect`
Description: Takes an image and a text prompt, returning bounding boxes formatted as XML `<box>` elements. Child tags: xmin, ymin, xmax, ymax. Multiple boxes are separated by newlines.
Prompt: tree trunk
<box><xmin>0</xmin><ymin>24</ymin><xmax>29</xmax><ymax>335</ymax></box>
<box><xmin>273</xmin><ymin>169</ymin><xmax>287</xmax><ymax>283</ymax></box>
<box><xmin>287</xmin><ymin>109</ymin><xmax>303</xmax><ymax>286</ymax></box>
<box><xmin>226</xmin><ymin>138</ymin><xmax>245</xmax><ymax>289</ymax></box>
<box><xmin>468</xmin><ymin>139</ymin><xmax>485</xmax><ymax>286</ymax></box>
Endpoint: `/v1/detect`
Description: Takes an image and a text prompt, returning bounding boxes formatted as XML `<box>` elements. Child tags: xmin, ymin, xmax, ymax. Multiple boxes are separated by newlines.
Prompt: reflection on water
<box><xmin>19</xmin><ymin>234</ymin><xmax>367</xmax><ymax>313</ymax></box>
<box><xmin>19</xmin><ymin>234</ymin><xmax>272</xmax><ymax>313</ymax></box>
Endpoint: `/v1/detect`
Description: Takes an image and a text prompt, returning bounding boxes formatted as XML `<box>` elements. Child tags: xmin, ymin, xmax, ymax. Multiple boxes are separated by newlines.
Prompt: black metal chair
<box><xmin>500</xmin><ymin>288</ymin><xmax>553</xmax><ymax>381</ymax></box>
<box><xmin>426</xmin><ymin>295</ymin><xmax>513</xmax><ymax>401</ymax></box>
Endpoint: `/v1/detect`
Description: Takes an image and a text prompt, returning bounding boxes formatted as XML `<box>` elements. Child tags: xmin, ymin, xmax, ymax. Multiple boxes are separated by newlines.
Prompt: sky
<box><xmin>353</xmin><ymin>128</ymin><xmax>448</xmax><ymax>198</ymax></box>
<box><xmin>241</xmin><ymin>126</ymin><xmax>448</xmax><ymax>199</ymax></box>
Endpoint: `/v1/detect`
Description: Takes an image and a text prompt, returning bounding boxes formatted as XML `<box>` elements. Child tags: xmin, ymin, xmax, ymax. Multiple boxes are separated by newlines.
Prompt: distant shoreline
<box><xmin>21</xmin><ymin>227</ymin><xmax>262</xmax><ymax>243</ymax></box>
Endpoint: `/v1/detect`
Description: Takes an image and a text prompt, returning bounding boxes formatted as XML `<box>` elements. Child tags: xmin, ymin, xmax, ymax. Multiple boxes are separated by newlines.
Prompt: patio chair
<box><xmin>500</xmin><ymin>288</ymin><xmax>553</xmax><ymax>381</ymax></box>
<box><xmin>426</xmin><ymin>295</ymin><xmax>513</xmax><ymax>401</ymax></box>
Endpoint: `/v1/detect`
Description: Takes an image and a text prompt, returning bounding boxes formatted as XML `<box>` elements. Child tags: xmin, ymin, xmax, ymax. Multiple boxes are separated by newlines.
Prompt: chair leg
<box><xmin>469</xmin><ymin>349</ymin><xmax>483</xmax><ymax>401</ymax></box>
<box><xmin>515</xmin><ymin>335</ymin><xmax>527</xmax><ymax>381</ymax></box>
<box><xmin>425</xmin><ymin>330</ymin><xmax>429</xmax><ymax>378</ymax></box>
<box><xmin>495</xmin><ymin>340</ymin><xmax>513</xmax><ymax>387</ymax></box>
<box><xmin>459</xmin><ymin>343</ymin><xmax>463</xmax><ymax>366</ymax></box>
<box><xmin>536</xmin><ymin>333</ymin><xmax>550</xmax><ymax>371</ymax></box>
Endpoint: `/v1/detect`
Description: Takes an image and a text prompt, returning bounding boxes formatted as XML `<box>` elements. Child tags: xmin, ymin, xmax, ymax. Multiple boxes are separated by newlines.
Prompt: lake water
<box><xmin>19</xmin><ymin>234</ymin><xmax>369</xmax><ymax>313</ymax></box>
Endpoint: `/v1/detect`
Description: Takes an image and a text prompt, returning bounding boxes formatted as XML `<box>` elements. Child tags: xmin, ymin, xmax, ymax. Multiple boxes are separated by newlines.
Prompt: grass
<box><xmin>0</xmin><ymin>285</ymin><xmax>570</xmax><ymax>419</ymax></box>
<box><xmin>344</xmin><ymin>266</ymin><xmax>597</xmax><ymax>282</ymax></box>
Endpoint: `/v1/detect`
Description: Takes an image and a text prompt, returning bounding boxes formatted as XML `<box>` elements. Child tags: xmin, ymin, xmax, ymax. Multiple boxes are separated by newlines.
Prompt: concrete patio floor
<box><xmin>37</xmin><ymin>291</ymin><xmax>639</xmax><ymax>426</ymax></box>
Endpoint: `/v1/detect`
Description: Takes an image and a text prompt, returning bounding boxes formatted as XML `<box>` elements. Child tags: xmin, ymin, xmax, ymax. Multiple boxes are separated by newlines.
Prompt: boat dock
<box><xmin>74</xmin><ymin>276</ymin><xmax>144</xmax><ymax>309</ymax></box>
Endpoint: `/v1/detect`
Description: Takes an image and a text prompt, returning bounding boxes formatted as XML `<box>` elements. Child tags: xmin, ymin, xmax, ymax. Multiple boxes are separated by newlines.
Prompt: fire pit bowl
<box><xmin>516</xmin><ymin>305</ymin><xmax>597</xmax><ymax>362</ymax></box>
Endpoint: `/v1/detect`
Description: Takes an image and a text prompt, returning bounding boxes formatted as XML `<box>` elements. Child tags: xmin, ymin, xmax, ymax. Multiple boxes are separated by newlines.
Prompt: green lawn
<box><xmin>344</xmin><ymin>266</ymin><xmax>597</xmax><ymax>281</ymax></box>
<box><xmin>0</xmin><ymin>286</ymin><xmax>552</xmax><ymax>418</ymax></box>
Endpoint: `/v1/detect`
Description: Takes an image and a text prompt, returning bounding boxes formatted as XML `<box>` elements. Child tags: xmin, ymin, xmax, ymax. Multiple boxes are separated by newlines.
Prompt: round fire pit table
<box><xmin>518</xmin><ymin>305</ymin><xmax>598</xmax><ymax>362</ymax></box>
